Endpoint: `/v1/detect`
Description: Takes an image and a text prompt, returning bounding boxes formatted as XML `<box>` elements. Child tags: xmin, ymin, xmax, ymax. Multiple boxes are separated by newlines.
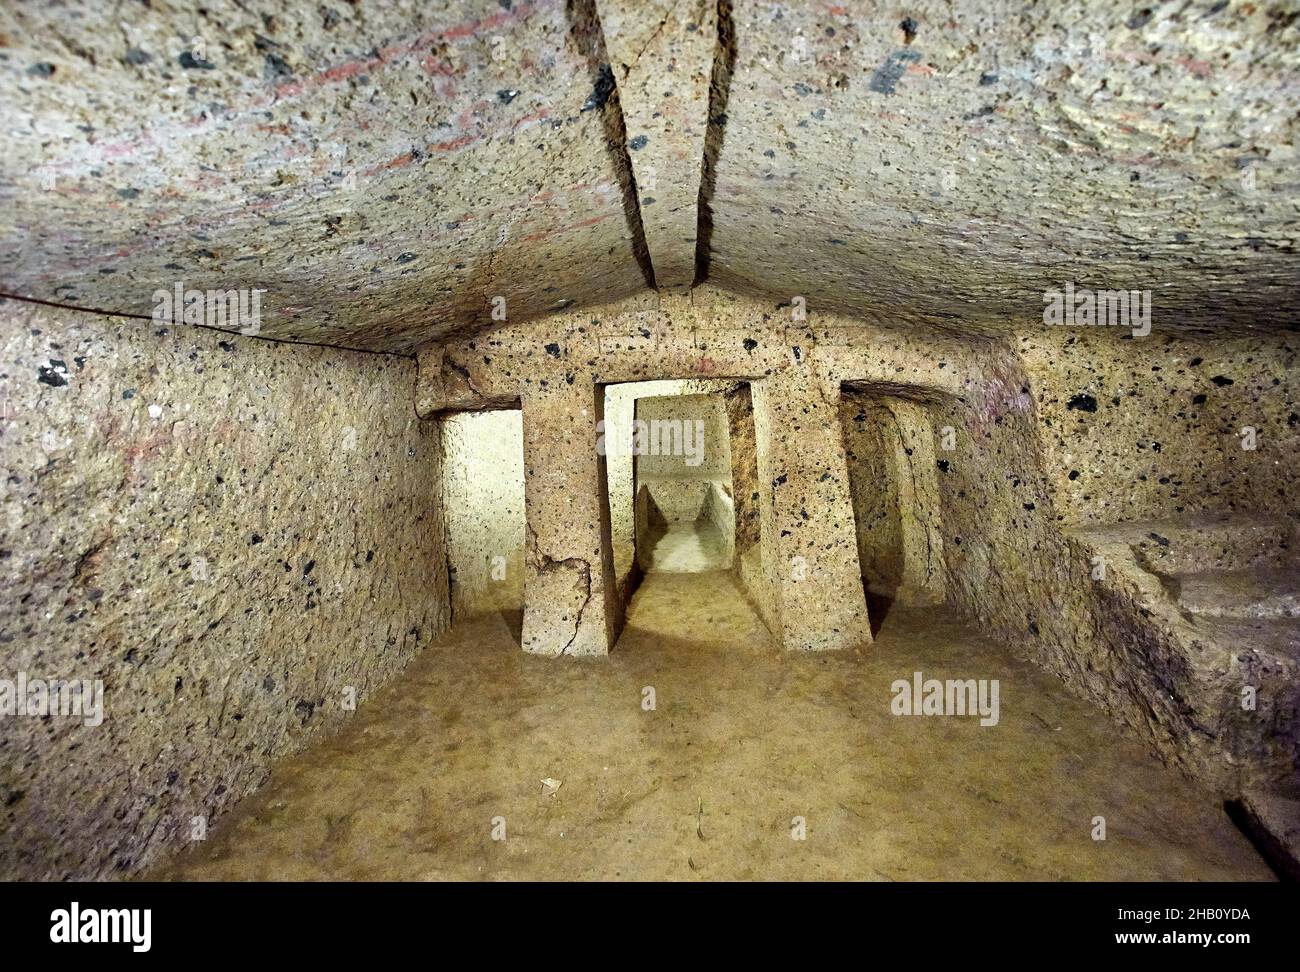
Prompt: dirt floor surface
<box><xmin>158</xmin><ymin>571</ymin><xmax>1273</xmax><ymax>881</ymax></box>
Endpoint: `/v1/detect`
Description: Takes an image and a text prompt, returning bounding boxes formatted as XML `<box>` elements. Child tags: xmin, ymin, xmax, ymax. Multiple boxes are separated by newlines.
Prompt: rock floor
<box><xmin>643</xmin><ymin>519</ymin><xmax>732</xmax><ymax>573</ymax></box>
<box><xmin>157</xmin><ymin>571</ymin><xmax>1273</xmax><ymax>881</ymax></box>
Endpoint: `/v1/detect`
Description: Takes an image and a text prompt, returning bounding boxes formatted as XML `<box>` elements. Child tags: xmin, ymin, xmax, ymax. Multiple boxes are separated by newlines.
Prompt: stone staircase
<box><xmin>1070</xmin><ymin>511</ymin><xmax>1300</xmax><ymax>876</ymax></box>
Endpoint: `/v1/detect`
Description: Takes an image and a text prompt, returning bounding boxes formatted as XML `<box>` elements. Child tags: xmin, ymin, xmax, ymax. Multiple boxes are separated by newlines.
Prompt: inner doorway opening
<box><xmin>601</xmin><ymin>378</ymin><xmax>770</xmax><ymax>648</ymax></box>
<box><xmin>601</xmin><ymin>379</ymin><xmax>761</xmax><ymax>607</ymax></box>
<box><xmin>633</xmin><ymin>391</ymin><xmax>734</xmax><ymax>574</ymax></box>
<box><xmin>838</xmin><ymin>384</ymin><xmax>947</xmax><ymax>636</ymax></box>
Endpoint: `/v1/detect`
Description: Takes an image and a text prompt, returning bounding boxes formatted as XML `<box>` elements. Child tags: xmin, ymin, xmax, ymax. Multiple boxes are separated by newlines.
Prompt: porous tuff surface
<box><xmin>0</xmin><ymin>301</ymin><xmax>447</xmax><ymax>879</ymax></box>
<box><xmin>3</xmin><ymin>1</ymin><xmax>1296</xmax><ymax>347</ymax></box>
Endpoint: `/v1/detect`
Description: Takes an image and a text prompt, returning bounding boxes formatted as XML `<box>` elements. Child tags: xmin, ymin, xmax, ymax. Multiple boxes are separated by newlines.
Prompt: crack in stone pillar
<box><xmin>520</xmin><ymin>385</ymin><xmax>618</xmax><ymax>656</ymax></box>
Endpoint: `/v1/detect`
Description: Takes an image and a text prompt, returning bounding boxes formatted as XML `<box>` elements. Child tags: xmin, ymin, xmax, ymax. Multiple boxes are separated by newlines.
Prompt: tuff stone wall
<box><xmin>971</xmin><ymin>329</ymin><xmax>1299</xmax><ymax>796</ymax></box>
<box><xmin>0</xmin><ymin>301</ymin><xmax>447</xmax><ymax>880</ymax></box>
<box><xmin>1018</xmin><ymin>328</ymin><xmax>1300</xmax><ymax>526</ymax></box>
<box><xmin>440</xmin><ymin>409</ymin><xmax>525</xmax><ymax>617</ymax></box>
<box><xmin>724</xmin><ymin>384</ymin><xmax>760</xmax><ymax>553</ymax></box>
<box><xmin>723</xmin><ymin>382</ymin><xmax>772</xmax><ymax>632</ymax></box>
<box><xmin>634</xmin><ymin>392</ymin><xmax>731</xmax><ymax>481</ymax></box>
<box><xmin>927</xmin><ymin>344</ymin><xmax>1298</xmax><ymax>796</ymax></box>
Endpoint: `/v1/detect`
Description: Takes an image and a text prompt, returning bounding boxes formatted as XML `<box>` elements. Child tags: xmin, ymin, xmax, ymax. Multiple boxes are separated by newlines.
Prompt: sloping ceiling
<box><xmin>1</xmin><ymin>0</ymin><xmax>1296</xmax><ymax>351</ymax></box>
<box><xmin>0</xmin><ymin>0</ymin><xmax>648</xmax><ymax>351</ymax></box>
<box><xmin>707</xmin><ymin>0</ymin><xmax>1300</xmax><ymax>335</ymax></box>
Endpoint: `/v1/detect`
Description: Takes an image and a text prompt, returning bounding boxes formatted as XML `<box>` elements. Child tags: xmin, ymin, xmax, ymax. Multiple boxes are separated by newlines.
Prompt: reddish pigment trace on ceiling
<box><xmin>1</xmin><ymin>0</ymin><xmax>1298</xmax><ymax>352</ymax></box>
<box><xmin>0</xmin><ymin>0</ymin><xmax>646</xmax><ymax>351</ymax></box>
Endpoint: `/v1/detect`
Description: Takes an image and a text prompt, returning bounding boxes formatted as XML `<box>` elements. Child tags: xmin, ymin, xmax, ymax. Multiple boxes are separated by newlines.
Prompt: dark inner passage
<box><xmin>839</xmin><ymin>385</ymin><xmax>947</xmax><ymax>636</ymax></box>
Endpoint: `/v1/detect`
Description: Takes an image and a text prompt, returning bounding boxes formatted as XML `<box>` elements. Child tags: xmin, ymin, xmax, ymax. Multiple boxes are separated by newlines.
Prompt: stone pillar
<box><xmin>752</xmin><ymin>370</ymin><xmax>872</xmax><ymax>650</ymax></box>
<box><xmin>520</xmin><ymin>384</ymin><xmax>619</xmax><ymax>656</ymax></box>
